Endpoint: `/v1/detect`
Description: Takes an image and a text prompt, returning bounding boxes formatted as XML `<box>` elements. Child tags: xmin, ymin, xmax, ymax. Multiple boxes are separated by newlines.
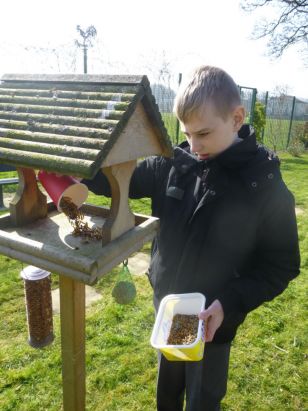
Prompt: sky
<box><xmin>0</xmin><ymin>0</ymin><xmax>307</xmax><ymax>98</ymax></box>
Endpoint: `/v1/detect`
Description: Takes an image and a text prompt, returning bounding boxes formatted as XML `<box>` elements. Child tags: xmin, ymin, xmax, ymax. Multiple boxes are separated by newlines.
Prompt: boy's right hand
<box><xmin>198</xmin><ymin>299</ymin><xmax>224</xmax><ymax>342</ymax></box>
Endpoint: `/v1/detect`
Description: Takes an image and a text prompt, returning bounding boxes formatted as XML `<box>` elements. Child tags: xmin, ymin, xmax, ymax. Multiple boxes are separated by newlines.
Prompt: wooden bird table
<box><xmin>0</xmin><ymin>73</ymin><xmax>172</xmax><ymax>410</ymax></box>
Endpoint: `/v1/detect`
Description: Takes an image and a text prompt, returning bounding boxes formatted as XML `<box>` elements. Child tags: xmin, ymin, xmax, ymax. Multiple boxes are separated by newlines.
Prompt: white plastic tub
<box><xmin>151</xmin><ymin>293</ymin><xmax>206</xmax><ymax>361</ymax></box>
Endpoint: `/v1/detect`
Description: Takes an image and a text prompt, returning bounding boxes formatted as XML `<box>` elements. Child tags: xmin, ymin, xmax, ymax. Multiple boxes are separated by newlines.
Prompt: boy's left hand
<box><xmin>198</xmin><ymin>299</ymin><xmax>224</xmax><ymax>342</ymax></box>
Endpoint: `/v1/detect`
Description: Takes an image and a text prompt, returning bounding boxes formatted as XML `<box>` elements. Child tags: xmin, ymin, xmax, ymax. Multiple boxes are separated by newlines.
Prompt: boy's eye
<box><xmin>184</xmin><ymin>132</ymin><xmax>210</xmax><ymax>139</ymax></box>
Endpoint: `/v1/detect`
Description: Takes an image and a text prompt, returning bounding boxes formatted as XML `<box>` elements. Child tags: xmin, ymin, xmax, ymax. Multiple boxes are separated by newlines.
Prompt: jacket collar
<box><xmin>172</xmin><ymin>124</ymin><xmax>281</xmax><ymax>191</ymax></box>
<box><xmin>172</xmin><ymin>124</ymin><xmax>256</xmax><ymax>174</ymax></box>
<box><xmin>215</xmin><ymin>125</ymin><xmax>258</xmax><ymax>169</ymax></box>
<box><xmin>172</xmin><ymin>143</ymin><xmax>200</xmax><ymax>175</ymax></box>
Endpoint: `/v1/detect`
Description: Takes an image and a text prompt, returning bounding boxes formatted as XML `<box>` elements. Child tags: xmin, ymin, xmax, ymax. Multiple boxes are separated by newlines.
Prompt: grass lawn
<box><xmin>0</xmin><ymin>153</ymin><xmax>307</xmax><ymax>410</ymax></box>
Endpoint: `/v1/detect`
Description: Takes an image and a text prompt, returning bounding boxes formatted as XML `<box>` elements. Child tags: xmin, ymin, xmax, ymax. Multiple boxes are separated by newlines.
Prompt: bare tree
<box><xmin>75</xmin><ymin>25</ymin><xmax>97</xmax><ymax>74</ymax></box>
<box><xmin>241</xmin><ymin>0</ymin><xmax>308</xmax><ymax>60</ymax></box>
<box><xmin>24</xmin><ymin>43</ymin><xmax>78</xmax><ymax>73</ymax></box>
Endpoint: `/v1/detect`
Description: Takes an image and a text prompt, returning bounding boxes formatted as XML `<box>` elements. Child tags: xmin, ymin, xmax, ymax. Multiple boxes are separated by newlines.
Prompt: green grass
<box><xmin>0</xmin><ymin>153</ymin><xmax>307</xmax><ymax>410</ymax></box>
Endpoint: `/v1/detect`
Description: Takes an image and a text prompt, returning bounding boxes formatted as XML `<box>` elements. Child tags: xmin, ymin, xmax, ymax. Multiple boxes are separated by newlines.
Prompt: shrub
<box><xmin>292</xmin><ymin>122</ymin><xmax>308</xmax><ymax>149</ymax></box>
<box><xmin>253</xmin><ymin>101</ymin><xmax>266</xmax><ymax>144</ymax></box>
<box><xmin>287</xmin><ymin>137</ymin><xmax>305</xmax><ymax>157</ymax></box>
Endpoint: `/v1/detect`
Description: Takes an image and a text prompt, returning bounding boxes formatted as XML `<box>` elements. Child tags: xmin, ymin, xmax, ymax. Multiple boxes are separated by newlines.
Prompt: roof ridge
<box><xmin>1</xmin><ymin>74</ymin><xmax>149</xmax><ymax>86</ymax></box>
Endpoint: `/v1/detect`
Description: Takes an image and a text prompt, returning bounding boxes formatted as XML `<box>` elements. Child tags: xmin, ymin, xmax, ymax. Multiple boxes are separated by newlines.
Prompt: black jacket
<box><xmin>83</xmin><ymin>125</ymin><xmax>300</xmax><ymax>343</ymax></box>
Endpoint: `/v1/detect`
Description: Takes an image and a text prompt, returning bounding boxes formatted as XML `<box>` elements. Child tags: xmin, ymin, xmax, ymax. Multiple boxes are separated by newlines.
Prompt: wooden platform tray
<box><xmin>0</xmin><ymin>203</ymin><xmax>158</xmax><ymax>284</ymax></box>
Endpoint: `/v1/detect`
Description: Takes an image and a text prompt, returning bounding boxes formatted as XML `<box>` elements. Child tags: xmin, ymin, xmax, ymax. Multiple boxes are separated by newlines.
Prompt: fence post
<box><xmin>249</xmin><ymin>88</ymin><xmax>257</xmax><ymax>125</ymax></box>
<box><xmin>175</xmin><ymin>73</ymin><xmax>182</xmax><ymax>145</ymax></box>
<box><xmin>261</xmin><ymin>91</ymin><xmax>269</xmax><ymax>143</ymax></box>
<box><xmin>287</xmin><ymin>96</ymin><xmax>296</xmax><ymax>148</ymax></box>
<box><xmin>0</xmin><ymin>186</ymin><xmax>4</xmax><ymax>210</ymax></box>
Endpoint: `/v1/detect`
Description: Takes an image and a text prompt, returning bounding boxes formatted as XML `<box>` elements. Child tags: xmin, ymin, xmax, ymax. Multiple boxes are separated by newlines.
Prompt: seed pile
<box><xmin>60</xmin><ymin>196</ymin><xmax>103</xmax><ymax>240</ymax></box>
<box><xmin>167</xmin><ymin>314</ymin><xmax>199</xmax><ymax>345</ymax></box>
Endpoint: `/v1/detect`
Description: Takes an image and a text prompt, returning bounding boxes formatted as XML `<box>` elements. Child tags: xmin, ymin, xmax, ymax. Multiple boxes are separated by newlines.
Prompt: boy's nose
<box><xmin>190</xmin><ymin>138</ymin><xmax>202</xmax><ymax>154</ymax></box>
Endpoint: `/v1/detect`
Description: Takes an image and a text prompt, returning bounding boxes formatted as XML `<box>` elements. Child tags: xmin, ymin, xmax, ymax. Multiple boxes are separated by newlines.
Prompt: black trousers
<box><xmin>156</xmin><ymin>342</ymin><xmax>231</xmax><ymax>411</ymax></box>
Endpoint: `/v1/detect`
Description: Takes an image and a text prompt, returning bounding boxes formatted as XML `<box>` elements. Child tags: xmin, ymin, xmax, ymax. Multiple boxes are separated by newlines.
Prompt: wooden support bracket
<box><xmin>101</xmin><ymin>160</ymin><xmax>136</xmax><ymax>245</ymax></box>
<box><xmin>10</xmin><ymin>167</ymin><xmax>47</xmax><ymax>226</ymax></box>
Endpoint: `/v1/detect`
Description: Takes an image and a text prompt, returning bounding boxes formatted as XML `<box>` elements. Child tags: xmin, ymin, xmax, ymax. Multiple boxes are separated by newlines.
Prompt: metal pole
<box><xmin>261</xmin><ymin>91</ymin><xmax>268</xmax><ymax>143</ymax></box>
<box><xmin>175</xmin><ymin>73</ymin><xmax>182</xmax><ymax>145</ymax></box>
<box><xmin>287</xmin><ymin>96</ymin><xmax>296</xmax><ymax>148</ymax></box>
<box><xmin>0</xmin><ymin>185</ymin><xmax>4</xmax><ymax>210</ymax></box>
<box><xmin>83</xmin><ymin>46</ymin><xmax>88</xmax><ymax>74</ymax></box>
<box><xmin>250</xmin><ymin>88</ymin><xmax>257</xmax><ymax>125</ymax></box>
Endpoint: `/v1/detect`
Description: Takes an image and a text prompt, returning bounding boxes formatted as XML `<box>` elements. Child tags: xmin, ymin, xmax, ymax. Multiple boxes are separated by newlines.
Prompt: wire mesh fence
<box><xmin>151</xmin><ymin>82</ymin><xmax>179</xmax><ymax>144</ymax></box>
<box><xmin>262</xmin><ymin>94</ymin><xmax>294</xmax><ymax>150</ymax></box>
<box><xmin>148</xmin><ymin>72</ymin><xmax>182</xmax><ymax>145</ymax></box>
<box><xmin>259</xmin><ymin>94</ymin><xmax>308</xmax><ymax>151</ymax></box>
<box><xmin>290</xmin><ymin>99</ymin><xmax>308</xmax><ymax>149</ymax></box>
<box><xmin>239</xmin><ymin>86</ymin><xmax>257</xmax><ymax>124</ymax></box>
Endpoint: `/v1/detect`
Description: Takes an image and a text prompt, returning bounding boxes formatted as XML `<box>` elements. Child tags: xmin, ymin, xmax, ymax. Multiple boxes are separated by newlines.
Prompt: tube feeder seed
<box><xmin>20</xmin><ymin>265</ymin><xmax>54</xmax><ymax>348</ymax></box>
<box><xmin>0</xmin><ymin>74</ymin><xmax>173</xmax><ymax>411</ymax></box>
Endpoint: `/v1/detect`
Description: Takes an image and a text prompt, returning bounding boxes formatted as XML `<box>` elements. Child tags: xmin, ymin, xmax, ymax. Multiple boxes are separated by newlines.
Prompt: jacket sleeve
<box><xmin>81</xmin><ymin>156</ymin><xmax>162</xmax><ymax>199</ymax></box>
<box><xmin>218</xmin><ymin>181</ymin><xmax>300</xmax><ymax>315</ymax></box>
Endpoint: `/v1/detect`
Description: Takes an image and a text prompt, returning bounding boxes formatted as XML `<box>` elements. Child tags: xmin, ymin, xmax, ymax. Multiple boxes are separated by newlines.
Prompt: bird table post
<box><xmin>59</xmin><ymin>276</ymin><xmax>86</xmax><ymax>411</ymax></box>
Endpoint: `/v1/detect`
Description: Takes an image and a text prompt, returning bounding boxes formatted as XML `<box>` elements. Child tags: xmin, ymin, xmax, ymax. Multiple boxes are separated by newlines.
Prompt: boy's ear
<box><xmin>232</xmin><ymin>105</ymin><xmax>245</xmax><ymax>131</ymax></box>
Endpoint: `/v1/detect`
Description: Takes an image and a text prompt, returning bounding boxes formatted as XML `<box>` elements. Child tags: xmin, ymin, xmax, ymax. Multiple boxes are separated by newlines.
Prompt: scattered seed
<box><xmin>60</xmin><ymin>196</ymin><xmax>103</xmax><ymax>241</ymax></box>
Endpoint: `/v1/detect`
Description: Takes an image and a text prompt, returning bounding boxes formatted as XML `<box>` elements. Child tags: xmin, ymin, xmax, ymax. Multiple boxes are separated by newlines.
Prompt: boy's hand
<box><xmin>198</xmin><ymin>299</ymin><xmax>224</xmax><ymax>342</ymax></box>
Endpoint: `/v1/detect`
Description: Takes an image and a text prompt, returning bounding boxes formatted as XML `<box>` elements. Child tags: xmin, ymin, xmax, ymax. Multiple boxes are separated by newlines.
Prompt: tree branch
<box><xmin>242</xmin><ymin>0</ymin><xmax>308</xmax><ymax>59</ymax></box>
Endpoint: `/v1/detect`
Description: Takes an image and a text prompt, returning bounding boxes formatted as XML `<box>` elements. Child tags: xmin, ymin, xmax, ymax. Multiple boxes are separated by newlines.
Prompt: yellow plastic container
<box><xmin>151</xmin><ymin>293</ymin><xmax>206</xmax><ymax>361</ymax></box>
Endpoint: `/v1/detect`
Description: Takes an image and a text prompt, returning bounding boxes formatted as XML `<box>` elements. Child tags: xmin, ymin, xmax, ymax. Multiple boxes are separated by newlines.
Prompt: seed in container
<box><xmin>167</xmin><ymin>314</ymin><xmax>199</xmax><ymax>345</ymax></box>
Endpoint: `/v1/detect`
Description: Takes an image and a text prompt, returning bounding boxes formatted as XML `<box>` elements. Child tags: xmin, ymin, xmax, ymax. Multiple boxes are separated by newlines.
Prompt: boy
<box><xmin>83</xmin><ymin>65</ymin><xmax>300</xmax><ymax>411</ymax></box>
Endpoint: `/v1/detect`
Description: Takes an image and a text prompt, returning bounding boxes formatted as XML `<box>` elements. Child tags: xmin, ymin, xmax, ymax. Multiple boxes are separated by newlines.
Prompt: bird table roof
<box><xmin>0</xmin><ymin>74</ymin><xmax>173</xmax><ymax>179</ymax></box>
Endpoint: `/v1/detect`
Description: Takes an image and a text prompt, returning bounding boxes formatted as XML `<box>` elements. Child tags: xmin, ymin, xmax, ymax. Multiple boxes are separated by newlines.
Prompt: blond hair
<box><xmin>174</xmin><ymin>65</ymin><xmax>241</xmax><ymax>122</ymax></box>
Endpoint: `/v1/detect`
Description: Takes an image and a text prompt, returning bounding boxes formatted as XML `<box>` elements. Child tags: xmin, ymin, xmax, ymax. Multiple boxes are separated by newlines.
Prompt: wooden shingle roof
<box><xmin>0</xmin><ymin>74</ymin><xmax>172</xmax><ymax>179</ymax></box>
